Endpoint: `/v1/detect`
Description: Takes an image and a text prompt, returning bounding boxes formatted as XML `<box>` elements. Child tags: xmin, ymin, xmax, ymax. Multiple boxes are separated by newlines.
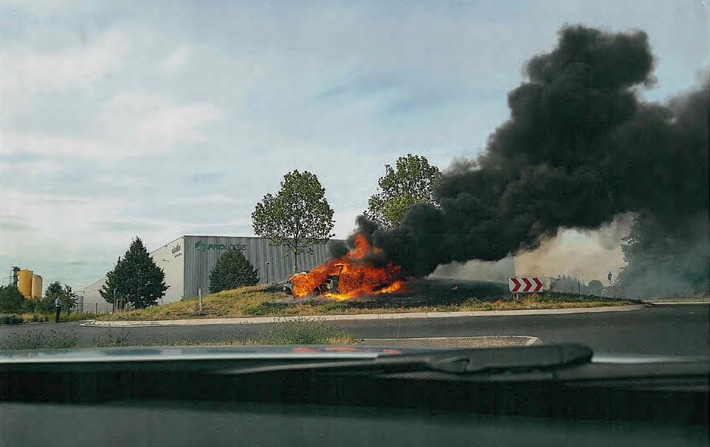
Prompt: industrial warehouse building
<box><xmin>81</xmin><ymin>235</ymin><xmax>336</xmax><ymax>312</ymax></box>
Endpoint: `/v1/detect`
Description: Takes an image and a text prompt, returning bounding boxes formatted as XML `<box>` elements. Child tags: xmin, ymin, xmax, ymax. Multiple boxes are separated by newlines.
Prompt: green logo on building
<box><xmin>194</xmin><ymin>241</ymin><xmax>246</xmax><ymax>252</ymax></box>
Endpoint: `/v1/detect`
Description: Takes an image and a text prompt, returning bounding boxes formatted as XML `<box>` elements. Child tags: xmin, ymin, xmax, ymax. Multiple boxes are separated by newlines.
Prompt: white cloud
<box><xmin>165</xmin><ymin>194</ymin><xmax>245</xmax><ymax>206</ymax></box>
<box><xmin>0</xmin><ymin>189</ymin><xmax>120</xmax><ymax>233</ymax></box>
<box><xmin>98</xmin><ymin>93</ymin><xmax>222</xmax><ymax>150</ymax></box>
<box><xmin>160</xmin><ymin>46</ymin><xmax>191</xmax><ymax>71</ymax></box>
<box><xmin>0</xmin><ymin>94</ymin><xmax>221</xmax><ymax>160</ymax></box>
<box><xmin>0</xmin><ymin>0</ymin><xmax>87</xmax><ymax>16</ymax></box>
<box><xmin>0</xmin><ymin>27</ymin><xmax>131</xmax><ymax>100</ymax></box>
<box><xmin>1</xmin><ymin>133</ymin><xmax>105</xmax><ymax>158</ymax></box>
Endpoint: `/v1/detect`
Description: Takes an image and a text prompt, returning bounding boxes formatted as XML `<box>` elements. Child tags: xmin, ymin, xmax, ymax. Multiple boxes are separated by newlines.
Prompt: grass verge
<box><xmin>0</xmin><ymin>319</ymin><xmax>354</xmax><ymax>350</ymax></box>
<box><xmin>0</xmin><ymin>329</ymin><xmax>79</xmax><ymax>349</ymax></box>
<box><xmin>0</xmin><ymin>312</ymin><xmax>97</xmax><ymax>325</ymax></box>
<box><xmin>248</xmin><ymin>317</ymin><xmax>355</xmax><ymax>345</ymax></box>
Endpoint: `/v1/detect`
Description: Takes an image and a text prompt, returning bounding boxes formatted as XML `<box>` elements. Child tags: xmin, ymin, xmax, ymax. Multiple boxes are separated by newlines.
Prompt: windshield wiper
<box><xmin>216</xmin><ymin>344</ymin><xmax>593</xmax><ymax>377</ymax></box>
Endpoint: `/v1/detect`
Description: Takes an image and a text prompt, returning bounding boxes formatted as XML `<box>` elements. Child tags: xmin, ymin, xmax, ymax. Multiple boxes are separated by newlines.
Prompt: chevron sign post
<box><xmin>509</xmin><ymin>277</ymin><xmax>544</xmax><ymax>293</ymax></box>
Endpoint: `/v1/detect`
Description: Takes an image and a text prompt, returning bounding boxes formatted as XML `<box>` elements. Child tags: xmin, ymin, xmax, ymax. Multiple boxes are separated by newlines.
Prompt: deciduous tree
<box><xmin>252</xmin><ymin>170</ymin><xmax>334</xmax><ymax>273</ymax></box>
<box><xmin>365</xmin><ymin>154</ymin><xmax>441</xmax><ymax>229</ymax></box>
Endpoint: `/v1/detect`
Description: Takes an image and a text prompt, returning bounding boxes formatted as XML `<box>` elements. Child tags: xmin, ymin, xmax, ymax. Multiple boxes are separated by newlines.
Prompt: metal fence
<box><xmin>76</xmin><ymin>302</ymin><xmax>114</xmax><ymax>314</ymax></box>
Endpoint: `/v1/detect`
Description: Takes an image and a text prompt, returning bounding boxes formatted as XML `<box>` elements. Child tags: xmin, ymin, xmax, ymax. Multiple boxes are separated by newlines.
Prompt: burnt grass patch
<box><xmin>263</xmin><ymin>278</ymin><xmax>633</xmax><ymax>313</ymax></box>
<box><xmin>277</xmin><ymin>279</ymin><xmax>511</xmax><ymax>311</ymax></box>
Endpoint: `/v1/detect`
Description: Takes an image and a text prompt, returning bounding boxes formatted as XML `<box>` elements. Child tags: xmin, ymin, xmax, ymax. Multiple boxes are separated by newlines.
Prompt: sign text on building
<box><xmin>195</xmin><ymin>241</ymin><xmax>247</xmax><ymax>252</ymax></box>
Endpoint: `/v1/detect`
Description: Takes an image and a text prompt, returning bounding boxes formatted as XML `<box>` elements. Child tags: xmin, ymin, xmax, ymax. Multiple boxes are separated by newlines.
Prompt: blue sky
<box><xmin>1</xmin><ymin>0</ymin><xmax>708</xmax><ymax>290</ymax></box>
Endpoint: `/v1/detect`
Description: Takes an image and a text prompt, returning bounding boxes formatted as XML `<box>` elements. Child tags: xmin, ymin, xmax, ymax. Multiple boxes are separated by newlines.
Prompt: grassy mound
<box><xmin>101</xmin><ymin>284</ymin><xmax>280</xmax><ymax>321</ymax></box>
<box><xmin>97</xmin><ymin>280</ymin><xmax>638</xmax><ymax>322</ymax></box>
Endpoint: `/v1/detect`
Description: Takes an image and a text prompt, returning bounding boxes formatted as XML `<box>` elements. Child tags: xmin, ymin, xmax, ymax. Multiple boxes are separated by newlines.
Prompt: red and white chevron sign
<box><xmin>509</xmin><ymin>277</ymin><xmax>544</xmax><ymax>293</ymax></box>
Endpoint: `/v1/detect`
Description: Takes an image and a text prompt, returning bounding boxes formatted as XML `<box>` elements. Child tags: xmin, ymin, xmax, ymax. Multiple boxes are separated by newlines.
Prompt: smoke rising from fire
<box><xmin>513</xmin><ymin>214</ymin><xmax>633</xmax><ymax>283</ymax></box>
<box><xmin>348</xmin><ymin>25</ymin><xmax>708</xmax><ymax>294</ymax></box>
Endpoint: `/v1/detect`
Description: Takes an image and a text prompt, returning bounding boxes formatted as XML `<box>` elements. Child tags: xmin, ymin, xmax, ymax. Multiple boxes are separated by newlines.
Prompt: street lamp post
<box><xmin>265</xmin><ymin>262</ymin><xmax>270</xmax><ymax>284</ymax></box>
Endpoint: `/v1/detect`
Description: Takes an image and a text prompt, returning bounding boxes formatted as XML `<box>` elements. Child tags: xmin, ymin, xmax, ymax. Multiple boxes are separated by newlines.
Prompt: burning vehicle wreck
<box><xmin>284</xmin><ymin>264</ymin><xmax>343</xmax><ymax>296</ymax></box>
<box><xmin>283</xmin><ymin>234</ymin><xmax>404</xmax><ymax>300</ymax></box>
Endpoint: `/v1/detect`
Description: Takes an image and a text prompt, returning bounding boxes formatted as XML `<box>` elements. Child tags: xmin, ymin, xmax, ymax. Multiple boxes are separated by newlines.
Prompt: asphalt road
<box><xmin>1</xmin><ymin>304</ymin><xmax>708</xmax><ymax>356</ymax></box>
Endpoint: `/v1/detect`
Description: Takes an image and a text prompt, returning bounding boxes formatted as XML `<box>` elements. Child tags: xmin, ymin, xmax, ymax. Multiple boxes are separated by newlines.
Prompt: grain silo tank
<box><xmin>17</xmin><ymin>269</ymin><xmax>33</xmax><ymax>298</ymax></box>
<box><xmin>31</xmin><ymin>275</ymin><xmax>43</xmax><ymax>299</ymax></box>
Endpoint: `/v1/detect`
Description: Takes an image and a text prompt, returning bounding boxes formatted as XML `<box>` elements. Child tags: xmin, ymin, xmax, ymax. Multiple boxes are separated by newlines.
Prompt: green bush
<box><xmin>0</xmin><ymin>314</ymin><xmax>22</xmax><ymax>325</ymax></box>
<box><xmin>33</xmin><ymin>297</ymin><xmax>56</xmax><ymax>313</ymax></box>
<box><xmin>0</xmin><ymin>286</ymin><xmax>33</xmax><ymax>313</ymax></box>
<box><xmin>209</xmin><ymin>249</ymin><xmax>260</xmax><ymax>293</ymax></box>
<box><xmin>0</xmin><ymin>313</ymin><xmax>49</xmax><ymax>324</ymax></box>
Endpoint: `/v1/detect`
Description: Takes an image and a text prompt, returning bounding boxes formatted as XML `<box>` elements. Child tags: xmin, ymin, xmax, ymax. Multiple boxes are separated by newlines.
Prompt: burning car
<box><xmin>284</xmin><ymin>235</ymin><xmax>404</xmax><ymax>300</ymax></box>
<box><xmin>284</xmin><ymin>264</ymin><xmax>344</xmax><ymax>296</ymax></box>
<box><xmin>282</xmin><ymin>272</ymin><xmax>305</xmax><ymax>295</ymax></box>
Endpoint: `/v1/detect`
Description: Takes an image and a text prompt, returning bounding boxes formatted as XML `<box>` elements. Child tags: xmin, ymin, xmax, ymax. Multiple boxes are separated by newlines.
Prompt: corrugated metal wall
<box><xmin>183</xmin><ymin>236</ymin><xmax>338</xmax><ymax>299</ymax></box>
<box><xmin>150</xmin><ymin>237</ymin><xmax>186</xmax><ymax>303</ymax></box>
<box><xmin>81</xmin><ymin>276</ymin><xmax>110</xmax><ymax>310</ymax></box>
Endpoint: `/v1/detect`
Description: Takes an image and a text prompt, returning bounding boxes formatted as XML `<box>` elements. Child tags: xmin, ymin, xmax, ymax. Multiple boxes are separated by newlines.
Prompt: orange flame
<box><xmin>289</xmin><ymin>234</ymin><xmax>405</xmax><ymax>300</ymax></box>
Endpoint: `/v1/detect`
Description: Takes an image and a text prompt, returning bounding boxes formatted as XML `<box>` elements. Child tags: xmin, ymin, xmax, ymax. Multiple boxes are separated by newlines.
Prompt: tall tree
<box><xmin>209</xmin><ymin>249</ymin><xmax>260</xmax><ymax>293</ymax></box>
<box><xmin>35</xmin><ymin>281</ymin><xmax>64</xmax><ymax>312</ymax></box>
<box><xmin>38</xmin><ymin>281</ymin><xmax>77</xmax><ymax>313</ymax></box>
<box><xmin>45</xmin><ymin>281</ymin><xmax>63</xmax><ymax>300</ymax></box>
<box><xmin>0</xmin><ymin>286</ymin><xmax>27</xmax><ymax>313</ymax></box>
<box><xmin>252</xmin><ymin>170</ymin><xmax>335</xmax><ymax>273</ymax></box>
<box><xmin>62</xmin><ymin>284</ymin><xmax>78</xmax><ymax>314</ymax></box>
<box><xmin>365</xmin><ymin>154</ymin><xmax>441</xmax><ymax>229</ymax></box>
<box><xmin>100</xmin><ymin>237</ymin><xmax>169</xmax><ymax>309</ymax></box>
<box><xmin>100</xmin><ymin>261</ymin><xmax>123</xmax><ymax>307</ymax></box>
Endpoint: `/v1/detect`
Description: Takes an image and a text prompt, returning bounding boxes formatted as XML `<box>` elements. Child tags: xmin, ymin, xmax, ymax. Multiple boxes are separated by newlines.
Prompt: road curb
<box><xmin>82</xmin><ymin>304</ymin><xmax>645</xmax><ymax>328</ymax></box>
<box><xmin>643</xmin><ymin>300</ymin><xmax>710</xmax><ymax>306</ymax></box>
<box><xmin>358</xmin><ymin>336</ymin><xmax>542</xmax><ymax>348</ymax></box>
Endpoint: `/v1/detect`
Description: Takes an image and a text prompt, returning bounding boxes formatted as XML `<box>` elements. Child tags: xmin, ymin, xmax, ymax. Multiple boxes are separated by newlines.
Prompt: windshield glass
<box><xmin>0</xmin><ymin>1</ymin><xmax>707</xmax><ymax>359</ymax></box>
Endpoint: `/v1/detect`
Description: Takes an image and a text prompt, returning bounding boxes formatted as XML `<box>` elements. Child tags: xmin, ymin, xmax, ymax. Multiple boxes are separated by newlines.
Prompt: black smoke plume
<box><xmin>351</xmin><ymin>25</ymin><xmax>708</xmax><ymax>293</ymax></box>
<box><xmin>330</xmin><ymin>215</ymin><xmax>392</xmax><ymax>267</ymax></box>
